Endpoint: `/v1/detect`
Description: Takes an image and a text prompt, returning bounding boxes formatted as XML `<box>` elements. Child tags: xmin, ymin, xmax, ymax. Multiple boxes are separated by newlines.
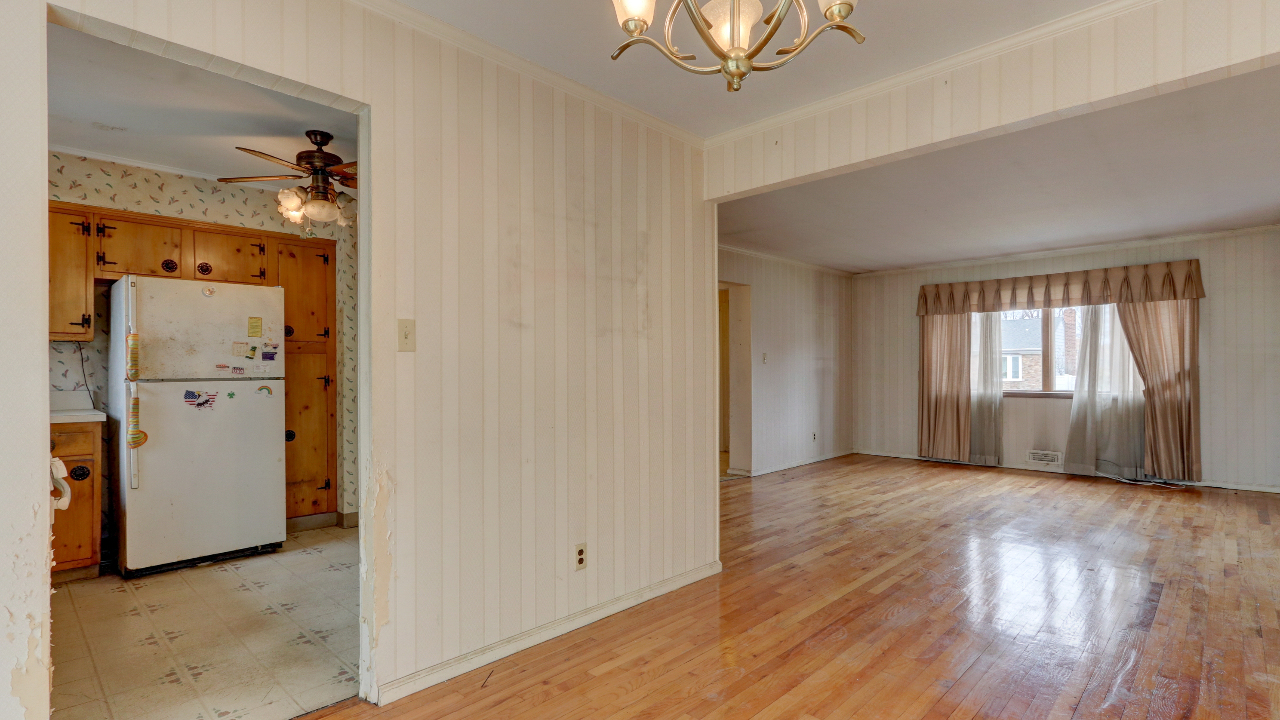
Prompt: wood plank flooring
<box><xmin>302</xmin><ymin>454</ymin><xmax>1280</xmax><ymax>719</ymax></box>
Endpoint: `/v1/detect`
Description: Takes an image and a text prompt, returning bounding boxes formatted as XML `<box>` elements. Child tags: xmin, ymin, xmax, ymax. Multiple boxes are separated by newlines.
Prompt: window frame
<box><xmin>1001</xmin><ymin>354</ymin><xmax>1022</xmax><ymax>381</ymax></box>
<box><xmin>1000</xmin><ymin>310</ymin><xmax>1076</xmax><ymax>399</ymax></box>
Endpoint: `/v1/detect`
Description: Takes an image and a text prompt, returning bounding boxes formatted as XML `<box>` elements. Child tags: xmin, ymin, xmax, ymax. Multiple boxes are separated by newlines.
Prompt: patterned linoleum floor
<box><xmin>51</xmin><ymin>527</ymin><xmax>360</xmax><ymax>720</ymax></box>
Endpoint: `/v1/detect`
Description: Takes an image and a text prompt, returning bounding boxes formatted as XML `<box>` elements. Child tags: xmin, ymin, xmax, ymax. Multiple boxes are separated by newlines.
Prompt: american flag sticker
<box><xmin>183</xmin><ymin>390</ymin><xmax>218</xmax><ymax>410</ymax></box>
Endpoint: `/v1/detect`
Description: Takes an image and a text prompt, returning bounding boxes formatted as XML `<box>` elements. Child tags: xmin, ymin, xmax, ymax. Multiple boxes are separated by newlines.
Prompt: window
<box><xmin>1000</xmin><ymin>308</ymin><xmax>1082</xmax><ymax>393</ymax></box>
<box><xmin>1001</xmin><ymin>355</ymin><xmax>1022</xmax><ymax>380</ymax></box>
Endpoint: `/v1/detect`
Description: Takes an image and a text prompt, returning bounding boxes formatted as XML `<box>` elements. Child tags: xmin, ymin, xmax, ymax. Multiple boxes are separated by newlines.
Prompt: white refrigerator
<box><xmin>107</xmin><ymin>275</ymin><xmax>286</xmax><ymax>575</ymax></box>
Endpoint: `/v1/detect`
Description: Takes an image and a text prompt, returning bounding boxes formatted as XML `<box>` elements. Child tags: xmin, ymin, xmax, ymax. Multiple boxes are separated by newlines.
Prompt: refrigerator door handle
<box><xmin>126</xmin><ymin>382</ymin><xmax>144</xmax><ymax>490</ymax></box>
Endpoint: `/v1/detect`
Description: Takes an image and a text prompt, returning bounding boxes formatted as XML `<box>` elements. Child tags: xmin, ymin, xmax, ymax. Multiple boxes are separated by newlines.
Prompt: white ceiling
<box><xmin>47</xmin><ymin>24</ymin><xmax>358</xmax><ymax>186</ymax></box>
<box><xmin>718</xmin><ymin>63</ymin><xmax>1280</xmax><ymax>273</ymax></box>
<box><xmin>403</xmin><ymin>0</ymin><xmax>1111</xmax><ymax>137</ymax></box>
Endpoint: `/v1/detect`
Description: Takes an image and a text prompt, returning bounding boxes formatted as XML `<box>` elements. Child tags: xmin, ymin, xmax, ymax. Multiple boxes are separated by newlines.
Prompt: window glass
<box><xmin>1000</xmin><ymin>310</ymin><xmax>1041</xmax><ymax>390</ymax></box>
<box><xmin>1051</xmin><ymin>307</ymin><xmax>1083</xmax><ymax>391</ymax></box>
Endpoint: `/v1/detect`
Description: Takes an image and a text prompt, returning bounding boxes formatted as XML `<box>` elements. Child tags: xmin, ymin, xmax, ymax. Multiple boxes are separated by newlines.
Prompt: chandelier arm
<box><xmin>773</xmin><ymin>0</ymin><xmax>810</xmax><ymax>55</ymax></box>
<box><xmin>745</xmin><ymin>0</ymin><xmax>795</xmax><ymax>60</ymax></box>
<box><xmin>680</xmin><ymin>0</ymin><xmax>730</xmax><ymax>60</ymax></box>
<box><xmin>754</xmin><ymin>21</ymin><xmax>864</xmax><ymax>70</ymax></box>
<box><xmin>663</xmin><ymin>0</ymin><xmax>696</xmax><ymax>60</ymax></box>
<box><xmin>611</xmin><ymin>35</ymin><xmax>723</xmax><ymax>73</ymax></box>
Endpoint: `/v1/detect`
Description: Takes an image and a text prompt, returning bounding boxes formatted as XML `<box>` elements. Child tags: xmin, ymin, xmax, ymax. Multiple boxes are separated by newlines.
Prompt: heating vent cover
<box><xmin>1028</xmin><ymin>450</ymin><xmax>1063</xmax><ymax>464</ymax></box>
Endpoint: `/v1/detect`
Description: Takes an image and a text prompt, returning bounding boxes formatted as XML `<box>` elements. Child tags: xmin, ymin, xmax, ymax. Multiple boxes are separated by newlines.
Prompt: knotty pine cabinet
<box><xmin>48</xmin><ymin>201</ymin><xmax>340</xmax><ymax>519</ymax></box>
<box><xmin>51</xmin><ymin>421</ymin><xmax>103</xmax><ymax>572</ymax></box>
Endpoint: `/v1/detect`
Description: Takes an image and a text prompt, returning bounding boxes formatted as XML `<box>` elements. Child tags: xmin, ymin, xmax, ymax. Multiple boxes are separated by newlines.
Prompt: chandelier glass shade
<box><xmin>610</xmin><ymin>0</ymin><xmax>865</xmax><ymax>91</ymax></box>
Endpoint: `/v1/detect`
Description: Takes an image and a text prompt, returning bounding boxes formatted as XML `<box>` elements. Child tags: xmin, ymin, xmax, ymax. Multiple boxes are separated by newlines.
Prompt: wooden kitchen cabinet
<box><xmin>49</xmin><ymin>208</ymin><xmax>95</xmax><ymax>341</ymax></box>
<box><xmin>94</xmin><ymin>214</ymin><xmax>183</xmax><ymax>280</ymax></box>
<box><xmin>51</xmin><ymin>422</ymin><xmax>103</xmax><ymax>574</ymax></box>
<box><xmin>193</xmin><ymin>230</ymin><xmax>267</xmax><ymax>285</ymax></box>
<box><xmin>277</xmin><ymin>243</ymin><xmax>331</xmax><ymax>342</ymax></box>
<box><xmin>284</xmin><ymin>351</ymin><xmax>333</xmax><ymax>517</ymax></box>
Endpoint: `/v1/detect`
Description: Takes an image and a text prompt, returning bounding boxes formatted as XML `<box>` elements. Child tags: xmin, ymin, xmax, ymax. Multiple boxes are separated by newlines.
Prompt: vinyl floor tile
<box><xmin>54</xmin><ymin>528</ymin><xmax>358</xmax><ymax>720</ymax></box>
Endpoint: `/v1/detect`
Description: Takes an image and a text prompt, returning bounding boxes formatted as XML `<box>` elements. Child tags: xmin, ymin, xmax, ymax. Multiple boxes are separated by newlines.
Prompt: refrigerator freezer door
<box><xmin>132</xmin><ymin>276</ymin><xmax>285</xmax><ymax>380</ymax></box>
<box><xmin>120</xmin><ymin>379</ymin><xmax>286</xmax><ymax>571</ymax></box>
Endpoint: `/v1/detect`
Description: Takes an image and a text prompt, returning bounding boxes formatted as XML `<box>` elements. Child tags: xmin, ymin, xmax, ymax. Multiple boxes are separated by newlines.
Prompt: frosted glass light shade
<box><xmin>611</xmin><ymin>0</ymin><xmax>656</xmax><ymax>27</ymax></box>
<box><xmin>277</xmin><ymin>186</ymin><xmax>305</xmax><ymax>211</ymax></box>
<box><xmin>701</xmin><ymin>0</ymin><xmax>764</xmax><ymax>51</ymax></box>
<box><xmin>303</xmin><ymin>198</ymin><xmax>340</xmax><ymax>222</ymax></box>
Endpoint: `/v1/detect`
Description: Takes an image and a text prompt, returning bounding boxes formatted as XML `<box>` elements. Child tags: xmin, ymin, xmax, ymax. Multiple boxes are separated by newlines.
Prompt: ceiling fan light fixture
<box><xmin>278</xmin><ymin>186</ymin><xmax>305</xmax><ymax>211</ymax></box>
<box><xmin>612</xmin><ymin>0</ymin><xmax>657</xmax><ymax>36</ymax></box>
<box><xmin>303</xmin><ymin>196</ymin><xmax>341</xmax><ymax>223</ymax></box>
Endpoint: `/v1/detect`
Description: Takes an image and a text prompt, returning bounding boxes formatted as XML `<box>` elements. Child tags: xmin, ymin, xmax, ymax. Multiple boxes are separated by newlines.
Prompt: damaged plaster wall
<box><xmin>40</xmin><ymin>0</ymin><xmax>721</xmax><ymax>705</ymax></box>
<box><xmin>1</xmin><ymin>2</ymin><xmax>52</xmax><ymax>718</ymax></box>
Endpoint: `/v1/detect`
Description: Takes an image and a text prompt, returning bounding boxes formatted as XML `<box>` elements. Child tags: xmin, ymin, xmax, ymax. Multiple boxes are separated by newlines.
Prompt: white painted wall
<box><xmin>1</xmin><ymin>1</ymin><xmax>721</xmax><ymax>711</ymax></box>
<box><xmin>719</xmin><ymin>248</ymin><xmax>856</xmax><ymax>476</ymax></box>
<box><xmin>1</xmin><ymin>3</ymin><xmax>51</xmax><ymax>718</ymax></box>
<box><xmin>851</xmin><ymin>226</ymin><xmax>1280</xmax><ymax>492</ymax></box>
<box><xmin>705</xmin><ymin>0</ymin><xmax>1280</xmax><ymax>202</ymax></box>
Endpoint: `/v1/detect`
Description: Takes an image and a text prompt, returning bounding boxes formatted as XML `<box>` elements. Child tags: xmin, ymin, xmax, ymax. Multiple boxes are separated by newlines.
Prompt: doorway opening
<box><xmin>47</xmin><ymin>21</ymin><xmax>363</xmax><ymax>720</ymax></box>
<box><xmin>719</xmin><ymin>281</ymin><xmax>751</xmax><ymax>479</ymax></box>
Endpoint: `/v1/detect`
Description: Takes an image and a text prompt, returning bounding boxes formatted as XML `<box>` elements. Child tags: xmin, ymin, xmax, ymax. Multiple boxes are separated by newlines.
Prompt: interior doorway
<box><xmin>46</xmin><ymin>22</ymin><xmax>363</xmax><ymax>720</ymax></box>
<box><xmin>719</xmin><ymin>282</ymin><xmax>751</xmax><ymax>479</ymax></box>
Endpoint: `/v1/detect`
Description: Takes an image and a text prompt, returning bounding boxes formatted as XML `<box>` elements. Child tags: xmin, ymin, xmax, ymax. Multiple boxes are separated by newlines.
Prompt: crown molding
<box><xmin>350</xmin><ymin>0</ymin><xmax>706</xmax><ymax>150</ymax></box>
<box><xmin>719</xmin><ymin>244</ymin><xmax>856</xmax><ymax>277</ymax></box>
<box><xmin>706</xmin><ymin>0</ymin><xmax>1162</xmax><ymax>148</ymax></box>
<box><xmin>849</xmin><ymin>222</ymin><xmax>1280</xmax><ymax>280</ymax></box>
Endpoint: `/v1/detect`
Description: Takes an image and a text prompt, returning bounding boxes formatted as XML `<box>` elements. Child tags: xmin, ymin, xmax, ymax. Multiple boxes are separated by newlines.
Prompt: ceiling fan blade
<box><xmin>236</xmin><ymin>147</ymin><xmax>309</xmax><ymax>173</ymax></box>
<box><xmin>217</xmin><ymin>175</ymin><xmax>308</xmax><ymax>183</ymax></box>
<box><xmin>327</xmin><ymin>161</ymin><xmax>357</xmax><ymax>173</ymax></box>
<box><xmin>335</xmin><ymin>177</ymin><xmax>358</xmax><ymax>189</ymax></box>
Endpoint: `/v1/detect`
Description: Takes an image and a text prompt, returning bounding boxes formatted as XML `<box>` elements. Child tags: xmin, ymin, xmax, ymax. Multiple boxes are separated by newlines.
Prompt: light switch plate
<box><xmin>397</xmin><ymin>319</ymin><xmax>416</xmax><ymax>352</ymax></box>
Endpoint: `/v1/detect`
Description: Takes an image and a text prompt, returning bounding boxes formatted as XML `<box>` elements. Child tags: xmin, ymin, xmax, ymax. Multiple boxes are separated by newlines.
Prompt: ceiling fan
<box><xmin>218</xmin><ymin>130</ymin><xmax>356</xmax><ymax>226</ymax></box>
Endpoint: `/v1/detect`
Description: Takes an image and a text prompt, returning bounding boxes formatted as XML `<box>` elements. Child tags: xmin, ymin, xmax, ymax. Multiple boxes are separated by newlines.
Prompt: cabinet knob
<box><xmin>197</xmin><ymin>262</ymin><xmax>213</xmax><ymax>276</ymax></box>
<box><xmin>69</xmin><ymin>465</ymin><xmax>91</xmax><ymax>482</ymax></box>
<box><xmin>161</xmin><ymin>259</ymin><xmax>178</xmax><ymax>273</ymax></box>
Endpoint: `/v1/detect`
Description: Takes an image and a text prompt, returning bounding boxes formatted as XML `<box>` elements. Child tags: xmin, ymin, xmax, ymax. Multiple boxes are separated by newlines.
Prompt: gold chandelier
<box><xmin>610</xmin><ymin>0</ymin><xmax>865</xmax><ymax>91</ymax></box>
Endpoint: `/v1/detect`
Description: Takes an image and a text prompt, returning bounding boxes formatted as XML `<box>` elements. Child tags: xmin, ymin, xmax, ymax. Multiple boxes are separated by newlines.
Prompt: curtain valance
<box><xmin>916</xmin><ymin>260</ymin><xmax>1205</xmax><ymax>316</ymax></box>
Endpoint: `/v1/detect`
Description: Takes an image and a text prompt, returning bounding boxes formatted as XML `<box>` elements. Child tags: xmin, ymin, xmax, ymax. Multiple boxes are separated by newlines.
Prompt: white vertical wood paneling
<box><xmin>705</xmin><ymin>0</ymin><xmax>1280</xmax><ymax>201</ymax></box>
<box><xmin>47</xmin><ymin>0</ymin><xmax>722</xmax><ymax>700</ymax></box>
<box><xmin>850</xmin><ymin>227</ymin><xmax>1280</xmax><ymax>492</ymax></box>
<box><xmin>719</xmin><ymin>249</ymin><xmax>857</xmax><ymax>476</ymax></box>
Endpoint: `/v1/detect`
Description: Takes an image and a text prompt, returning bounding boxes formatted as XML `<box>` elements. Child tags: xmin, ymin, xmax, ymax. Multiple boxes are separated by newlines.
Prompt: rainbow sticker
<box><xmin>255</xmin><ymin>386</ymin><xmax>273</xmax><ymax>396</ymax></box>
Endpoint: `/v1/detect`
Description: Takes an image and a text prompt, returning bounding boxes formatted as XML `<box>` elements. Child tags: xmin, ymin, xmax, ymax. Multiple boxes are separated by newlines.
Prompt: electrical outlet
<box><xmin>574</xmin><ymin>543</ymin><xmax>587</xmax><ymax>571</ymax></box>
<box><xmin>397</xmin><ymin>319</ymin><xmax>416</xmax><ymax>352</ymax></box>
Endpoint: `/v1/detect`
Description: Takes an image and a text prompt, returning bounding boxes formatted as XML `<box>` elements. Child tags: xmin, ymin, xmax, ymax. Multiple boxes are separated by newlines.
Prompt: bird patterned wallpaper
<box><xmin>49</xmin><ymin>152</ymin><xmax>360</xmax><ymax>516</ymax></box>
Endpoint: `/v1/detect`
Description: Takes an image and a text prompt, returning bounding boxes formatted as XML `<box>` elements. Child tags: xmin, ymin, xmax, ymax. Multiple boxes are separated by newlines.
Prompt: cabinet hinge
<box><xmin>317</xmin><ymin>327</ymin><xmax>330</xmax><ymax>339</ymax></box>
<box><xmin>251</xmin><ymin>242</ymin><xmax>265</xmax><ymax>254</ymax></box>
<box><xmin>318</xmin><ymin>478</ymin><xmax>332</xmax><ymax>491</ymax></box>
<box><xmin>69</xmin><ymin>220</ymin><xmax>91</xmax><ymax>235</ymax></box>
<box><xmin>317</xmin><ymin>253</ymin><xmax>329</xmax><ymax>265</ymax></box>
<box><xmin>316</xmin><ymin>375</ymin><xmax>332</xmax><ymax>388</ymax></box>
<box><xmin>95</xmin><ymin>222</ymin><xmax>116</xmax><ymax>238</ymax></box>
<box><xmin>95</xmin><ymin>251</ymin><xmax>117</xmax><ymax>266</ymax></box>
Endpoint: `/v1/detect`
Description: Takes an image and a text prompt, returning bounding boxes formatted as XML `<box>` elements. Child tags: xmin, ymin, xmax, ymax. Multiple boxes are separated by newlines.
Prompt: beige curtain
<box><xmin>1116</xmin><ymin>299</ymin><xmax>1201</xmax><ymax>482</ymax></box>
<box><xmin>919</xmin><ymin>314</ymin><xmax>971</xmax><ymax>462</ymax></box>
<box><xmin>969</xmin><ymin>312</ymin><xmax>1002</xmax><ymax>466</ymax></box>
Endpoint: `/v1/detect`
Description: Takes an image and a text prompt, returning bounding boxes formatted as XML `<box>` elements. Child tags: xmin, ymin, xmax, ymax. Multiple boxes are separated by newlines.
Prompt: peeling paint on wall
<box><xmin>360</xmin><ymin>460</ymin><xmax>393</xmax><ymax>702</ymax></box>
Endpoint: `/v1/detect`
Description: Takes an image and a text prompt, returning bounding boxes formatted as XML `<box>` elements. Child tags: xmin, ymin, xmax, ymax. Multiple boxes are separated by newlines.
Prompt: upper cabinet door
<box><xmin>193</xmin><ymin>231</ymin><xmax>267</xmax><ymax>285</ymax></box>
<box><xmin>96</xmin><ymin>216</ymin><xmax>182</xmax><ymax>280</ymax></box>
<box><xmin>277</xmin><ymin>243</ymin><xmax>331</xmax><ymax>342</ymax></box>
<box><xmin>49</xmin><ymin>209</ymin><xmax>95</xmax><ymax>341</ymax></box>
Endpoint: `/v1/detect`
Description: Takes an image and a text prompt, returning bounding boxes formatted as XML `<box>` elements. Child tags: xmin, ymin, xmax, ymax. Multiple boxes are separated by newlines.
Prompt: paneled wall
<box><xmin>40</xmin><ymin>0</ymin><xmax>720</xmax><ymax>705</ymax></box>
<box><xmin>851</xmin><ymin>226</ymin><xmax>1280</xmax><ymax>492</ymax></box>
<box><xmin>705</xmin><ymin>0</ymin><xmax>1280</xmax><ymax>201</ymax></box>
<box><xmin>720</xmin><ymin>248</ymin><xmax>856</xmax><ymax>476</ymax></box>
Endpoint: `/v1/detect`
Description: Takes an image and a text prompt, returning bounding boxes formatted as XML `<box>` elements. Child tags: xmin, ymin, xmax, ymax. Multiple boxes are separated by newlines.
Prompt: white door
<box><xmin>121</xmin><ymin>379</ymin><xmax>286</xmax><ymax>571</ymax></box>
<box><xmin>132</xmin><ymin>276</ymin><xmax>285</xmax><ymax>380</ymax></box>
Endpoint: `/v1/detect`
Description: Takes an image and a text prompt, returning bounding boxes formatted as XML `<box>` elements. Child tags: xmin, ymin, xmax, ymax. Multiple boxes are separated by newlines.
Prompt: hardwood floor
<box><xmin>302</xmin><ymin>454</ymin><xmax>1280</xmax><ymax>719</ymax></box>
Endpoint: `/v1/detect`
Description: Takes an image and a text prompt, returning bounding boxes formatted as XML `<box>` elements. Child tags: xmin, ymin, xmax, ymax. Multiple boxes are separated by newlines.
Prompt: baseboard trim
<box><xmin>338</xmin><ymin>512</ymin><xmax>359</xmax><ymax>529</ymax></box>
<box><xmin>749</xmin><ymin>450</ymin><xmax>858</xmax><ymax>477</ymax></box>
<box><xmin>286</xmin><ymin>512</ymin><xmax>338</xmax><ymax>533</ymax></box>
<box><xmin>376</xmin><ymin>560</ymin><xmax>723</xmax><ymax>705</ymax></box>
